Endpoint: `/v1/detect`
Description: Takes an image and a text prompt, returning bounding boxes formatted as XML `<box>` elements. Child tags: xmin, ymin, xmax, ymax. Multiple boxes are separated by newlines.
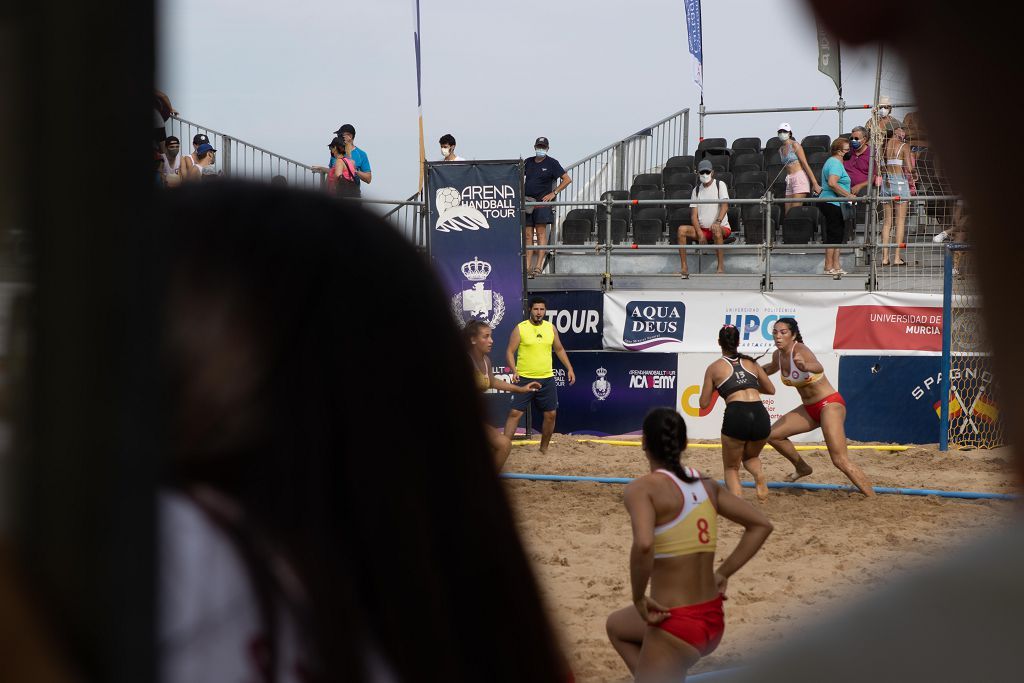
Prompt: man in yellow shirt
<box><xmin>504</xmin><ymin>297</ymin><xmax>576</xmax><ymax>453</ymax></box>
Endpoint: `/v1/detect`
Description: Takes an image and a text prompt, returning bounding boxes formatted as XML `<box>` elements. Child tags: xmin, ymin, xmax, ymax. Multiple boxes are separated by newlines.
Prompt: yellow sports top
<box><xmin>653</xmin><ymin>468</ymin><xmax>718</xmax><ymax>558</ymax></box>
<box><xmin>516</xmin><ymin>320</ymin><xmax>554</xmax><ymax>379</ymax></box>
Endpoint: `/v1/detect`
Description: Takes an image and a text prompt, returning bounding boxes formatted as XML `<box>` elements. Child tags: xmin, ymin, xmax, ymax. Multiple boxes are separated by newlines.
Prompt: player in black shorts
<box><xmin>697</xmin><ymin>325</ymin><xmax>776</xmax><ymax>501</ymax></box>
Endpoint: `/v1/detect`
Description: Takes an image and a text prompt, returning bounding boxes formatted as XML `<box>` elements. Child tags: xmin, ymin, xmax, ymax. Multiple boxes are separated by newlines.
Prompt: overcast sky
<box><xmin>159</xmin><ymin>0</ymin><xmax>911</xmax><ymax>200</ymax></box>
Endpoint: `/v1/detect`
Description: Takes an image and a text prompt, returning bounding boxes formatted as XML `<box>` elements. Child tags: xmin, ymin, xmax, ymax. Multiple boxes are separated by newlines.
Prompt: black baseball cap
<box><xmin>166</xmin><ymin>136</ymin><xmax>180</xmax><ymax>146</ymax></box>
<box><xmin>534</xmin><ymin>136</ymin><xmax>549</xmax><ymax>148</ymax></box>
<box><xmin>333</xmin><ymin>124</ymin><xmax>356</xmax><ymax>137</ymax></box>
<box><xmin>193</xmin><ymin>133</ymin><xmax>210</xmax><ymax>145</ymax></box>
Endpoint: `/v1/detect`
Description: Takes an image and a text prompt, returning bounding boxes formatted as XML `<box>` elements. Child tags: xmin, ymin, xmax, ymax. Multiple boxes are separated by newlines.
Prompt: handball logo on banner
<box><xmin>450</xmin><ymin>256</ymin><xmax>505</xmax><ymax>329</ymax></box>
<box><xmin>435</xmin><ymin>187</ymin><xmax>489</xmax><ymax>232</ymax></box>
<box><xmin>435</xmin><ymin>184</ymin><xmax>519</xmax><ymax>232</ymax></box>
<box><xmin>622</xmin><ymin>301</ymin><xmax>686</xmax><ymax>350</ymax></box>
<box><xmin>592</xmin><ymin>367</ymin><xmax>611</xmax><ymax>401</ymax></box>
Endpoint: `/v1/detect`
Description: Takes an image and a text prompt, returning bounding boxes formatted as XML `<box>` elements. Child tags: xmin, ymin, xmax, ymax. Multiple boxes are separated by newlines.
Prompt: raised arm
<box><xmin>792</xmin><ymin>343</ymin><xmax>824</xmax><ymax>374</ymax></box>
<box><xmin>552</xmin><ymin>329</ymin><xmax>575</xmax><ymax>385</ymax></box>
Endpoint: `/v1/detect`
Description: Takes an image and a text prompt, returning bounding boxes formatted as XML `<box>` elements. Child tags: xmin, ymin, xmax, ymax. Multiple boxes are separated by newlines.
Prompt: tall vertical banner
<box><xmin>427</xmin><ymin>160</ymin><xmax>525</xmax><ymax>361</ymax></box>
<box><xmin>412</xmin><ymin>0</ymin><xmax>426</xmax><ymax>189</ymax></box>
<box><xmin>683</xmin><ymin>0</ymin><xmax>704</xmax><ymax>94</ymax></box>
<box><xmin>816</xmin><ymin>20</ymin><xmax>842</xmax><ymax>95</ymax></box>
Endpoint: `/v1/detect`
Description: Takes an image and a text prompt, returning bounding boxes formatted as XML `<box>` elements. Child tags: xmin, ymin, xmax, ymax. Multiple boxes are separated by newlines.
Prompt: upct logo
<box><xmin>723</xmin><ymin>310</ymin><xmax>797</xmax><ymax>350</ymax></box>
<box><xmin>623</xmin><ymin>301</ymin><xmax>685</xmax><ymax>351</ymax></box>
<box><xmin>680</xmin><ymin>385</ymin><xmax>719</xmax><ymax>417</ymax></box>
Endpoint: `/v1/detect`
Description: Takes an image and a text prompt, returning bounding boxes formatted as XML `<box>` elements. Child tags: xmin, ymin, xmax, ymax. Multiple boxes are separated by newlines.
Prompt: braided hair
<box><xmin>718</xmin><ymin>325</ymin><xmax>755</xmax><ymax>362</ymax></box>
<box><xmin>642</xmin><ymin>408</ymin><xmax>696</xmax><ymax>483</ymax></box>
<box><xmin>775</xmin><ymin>317</ymin><xmax>804</xmax><ymax>343</ymax></box>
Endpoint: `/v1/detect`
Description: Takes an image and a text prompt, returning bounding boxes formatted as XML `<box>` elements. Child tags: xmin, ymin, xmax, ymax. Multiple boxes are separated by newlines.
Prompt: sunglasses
<box><xmin>698</xmin><ymin>171</ymin><xmax>712</xmax><ymax>176</ymax></box>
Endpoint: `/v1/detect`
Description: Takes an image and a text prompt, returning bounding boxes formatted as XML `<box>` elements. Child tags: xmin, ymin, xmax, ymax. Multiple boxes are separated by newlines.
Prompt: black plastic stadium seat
<box><xmin>599</xmin><ymin>190</ymin><xmax>628</xmax><ymax>202</ymax></box>
<box><xmin>733</xmin><ymin>182</ymin><xmax>766</xmax><ymax>200</ymax></box>
<box><xmin>668</xmin><ymin>171</ymin><xmax>697</xmax><ymax>188</ymax></box>
<box><xmin>629</xmin><ymin>184</ymin><xmax>659</xmax><ymax>197</ymax></box>
<box><xmin>665</xmin><ymin>187</ymin><xmax>694</xmax><ymax>206</ymax></box>
<box><xmin>631</xmin><ymin>191</ymin><xmax>664</xmax><ymax>221</ymax></box>
<box><xmin>632</xmin><ymin>218</ymin><xmax>663</xmax><ymax>245</ymax></box>
<box><xmin>802</xmin><ymin>134</ymin><xmax>832</xmax><ymax>150</ymax></box>
<box><xmin>662</xmin><ymin>169</ymin><xmax>691</xmax><ymax>188</ymax></box>
<box><xmin>765</xmin><ymin>164</ymin><xmax>787</xmax><ymax>186</ymax></box>
<box><xmin>713</xmin><ymin>171</ymin><xmax>733</xmax><ymax>188</ymax></box>
<box><xmin>731</xmin><ymin>137</ymin><xmax>762</xmax><ymax>155</ymax></box>
<box><xmin>781</xmin><ymin>205</ymin><xmax>820</xmax><ymax>244</ymax></box>
<box><xmin>727</xmin><ymin>207</ymin><xmax>741</xmax><ymax>236</ymax></box>
<box><xmin>807</xmin><ymin>151</ymin><xmax>831</xmax><ymax>166</ymax></box>
<box><xmin>731</xmin><ymin>152</ymin><xmax>764</xmax><ymax>171</ymax></box>
<box><xmin>696</xmin><ymin>138</ymin><xmax>728</xmax><ymax>152</ymax></box>
<box><xmin>741</xmin><ymin>204</ymin><xmax>780</xmax><ymax>244</ymax></box>
<box><xmin>561</xmin><ymin>219</ymin><xmax>592</xmax><ymax>245</ymax></box>
<box><xmin>702</xmin><ymin>153</ymin><xmax>730</xmax><ymax>172</ymax></box>
<box><xmin>802</xmin><ymin>145</ymin><xmax>828</xmax><ymax>158</ymax></box>
<box><xmin>665</xmin><ymin>155</ymin><xmax>694</xmax><ymax>171</ymax></box>
<box><xmin>730</xmin><ymin>164</ymin><xmax>761</xmax><ymax>176</ymax></box>
<box><xmin>668</xmin><ymin>207</ymin><xmax>692</xmax><ymax>229</ymax></box>
<box><xmin>596</xmin><ymin>190</ymin><xmax>629</xmax><ymax>226</ymax></box>
<box><xmin>564</xmin><ymin>208</ymin><xmax>596</xmax><ymax>225</ymax></box>
<box><xmin>633</xmin><ymin>173</ymin><xmax>663</xmax><ymax>189</ymax></box>
<box><xmin>771</xmin><ymin>181</ymin><xmax>787</xmax><ymax>199</ymax></box>
<box><xmin>764</xmin><ymin>136</ymin><xmax>785</xmax><ymax>154</ymax></box>
<box><xmin>736</xmin><ymin>171</ymin><xmax>768</xmax><ymax>187</ymax></box>
<box><xmin>595</xmin><ymin>218</ymin><xmax>628</xmax><ymax>245</ymax></box>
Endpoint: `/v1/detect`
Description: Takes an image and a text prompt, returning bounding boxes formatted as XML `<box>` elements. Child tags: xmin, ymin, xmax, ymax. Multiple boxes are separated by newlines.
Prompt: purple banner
<box><xmin>427</xmin><ymin>161</ymin><xmax>525</xmax><ymax>357</ymax></box>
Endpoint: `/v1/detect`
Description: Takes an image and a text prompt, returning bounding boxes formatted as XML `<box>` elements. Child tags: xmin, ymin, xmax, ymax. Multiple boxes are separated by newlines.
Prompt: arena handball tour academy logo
<box><xmin>450</xmin><ymin>256</ymin><xmax>505</xmax><ymax>329</ymax></box>
<box><xmin>435</xmin><ymin>184</ymin><xmax>518</xmax><ymax>232</ymax></box>
<box><xmin>622</xmin><ymin>301</ymin><xmax>686</xmax><ymax>350</ymax></box>
<box><xmin>592</xmin><ymin>367</ymin><xmax>611</xmax><ymax>401</ymax></box>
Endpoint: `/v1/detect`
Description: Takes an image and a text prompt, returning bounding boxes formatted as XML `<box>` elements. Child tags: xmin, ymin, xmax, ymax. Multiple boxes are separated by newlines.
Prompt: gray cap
<box><xmin>697</xmin><ymin>159</ymin><xmax>714</xmax><ymax>172</ymax></box>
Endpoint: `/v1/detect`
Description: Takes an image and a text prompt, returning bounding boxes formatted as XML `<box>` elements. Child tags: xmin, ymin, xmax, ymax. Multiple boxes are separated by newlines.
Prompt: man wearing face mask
<box><xmin>523</xmin><ymin>137</ymin><xmax>571</xmax><ymax>278</ymax></box>
<box><xmin>677</xmin><ymin>159</ymin><xmax>731</xmax><ymax>277</ymax></box>
<box><xmin>843</xmin><ymin>126</ymin><xmax>872</xmax><ymax>195</ymax></box>
<box><xmin>185</xmin><ymin>143</ymin><xmax>216</xmax><ymax>182</ymax></box>
<box><xmin>439</xmin><ymin>134</ymin><xmax>465</xmax><ymax>161</ymax></box>
<box><xmin>865</xmin><ymin>95</ymin><xmax>902</xmax><ymax>150</ymax></box>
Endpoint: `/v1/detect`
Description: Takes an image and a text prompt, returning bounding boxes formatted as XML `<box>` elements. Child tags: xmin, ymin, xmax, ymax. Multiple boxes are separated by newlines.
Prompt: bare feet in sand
<box><xmin>784</xmin><ymin>462</ymin><xmax>813</xmax><ymax>483</ymax></box>
<box><xmin>755</xmin><ymin>476</ymin><xmax>770</xmax><ymax>501</ymax></box>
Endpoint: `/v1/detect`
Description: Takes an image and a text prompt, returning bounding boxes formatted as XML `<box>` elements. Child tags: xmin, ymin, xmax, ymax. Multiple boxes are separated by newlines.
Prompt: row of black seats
<box><xmin>562</xmin><ymin>204</ymin><xmax>848</xmax><ymax>246</ymax></box>
<box><xmin>660</xmin><ymin>134</ymin><xmax>837</xmax><ymax>174</ymax></box>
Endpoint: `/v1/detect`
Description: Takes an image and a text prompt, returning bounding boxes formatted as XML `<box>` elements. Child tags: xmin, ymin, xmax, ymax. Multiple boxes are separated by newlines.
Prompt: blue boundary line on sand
<box><xmin>500</xmin><ymin>473</ymin><xmax>1017</xmax><ymax>501</ymax></box>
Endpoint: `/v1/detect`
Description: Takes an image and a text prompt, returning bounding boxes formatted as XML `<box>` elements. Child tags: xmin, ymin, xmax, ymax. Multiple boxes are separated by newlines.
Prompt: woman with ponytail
<box><xmin>606</xmin><ymin>408</ymin><xmax>773</xmax><ymax>682</ymax></box>
<box><xmin>762</xmin><ymin>317</ymin><xmax>876</xmax><ymax>496</ymax></box>
<box><xmin>699</xmin><ymin>324</ymin><xmax>776</xmax><ymax>501</ymax></box>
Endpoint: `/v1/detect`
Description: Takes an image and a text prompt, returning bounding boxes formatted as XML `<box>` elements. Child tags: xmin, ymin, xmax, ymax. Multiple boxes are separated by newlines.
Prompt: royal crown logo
<box><xmin>592</xmin><ymin>366</ymin><xmax>611</xmax><ymax>401</ymax></box>
<box><xmin>461</xmin><ymin>256</ymin><xmax>492</xmax><ymax>282</ymax></box>
<box><xmin>450</xmin><ymin>257</ymin><xmax>504</xmax><ymax>330</ymax></box>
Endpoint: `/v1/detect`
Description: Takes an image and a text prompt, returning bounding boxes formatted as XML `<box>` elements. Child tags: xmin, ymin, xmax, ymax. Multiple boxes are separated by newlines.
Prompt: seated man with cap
<box><xmin>676</xmin><ymin>158</ymin><xmax>731</xmax><ymax>277</ymax></box>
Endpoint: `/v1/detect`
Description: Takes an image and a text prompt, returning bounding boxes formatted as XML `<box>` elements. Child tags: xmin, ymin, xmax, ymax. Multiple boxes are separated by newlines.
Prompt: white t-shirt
<box><xmin>442</xmin><ymin>156</ymin><xmax>466</xmax><ymax>162</ymax></box>
<box><xmin>160</xmin><ymin>492</ymin><xmax>400</xmax><ymax>683</ymax></box>
<box><xmin>690</xmin><ymin>180</ymin><xmax>730</xmax><ymax>229</ymax></box>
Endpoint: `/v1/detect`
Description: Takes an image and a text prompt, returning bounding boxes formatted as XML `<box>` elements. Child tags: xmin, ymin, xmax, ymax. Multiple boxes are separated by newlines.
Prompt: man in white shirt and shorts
<box><xmin>677</xmin><ymin>158</ymin><xmax>732</xmax><ymax>277</ymax></box>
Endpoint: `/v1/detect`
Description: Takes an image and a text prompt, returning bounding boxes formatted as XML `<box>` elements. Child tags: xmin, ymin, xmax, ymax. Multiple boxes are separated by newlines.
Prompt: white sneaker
<box><xmin>932</xmin><ymin>230</ymin><xmax>949</xmax><ymax>243</ymax></box>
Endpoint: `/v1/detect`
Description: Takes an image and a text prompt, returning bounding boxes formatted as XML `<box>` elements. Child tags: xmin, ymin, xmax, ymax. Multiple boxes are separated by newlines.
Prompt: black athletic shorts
<box><xmin>510</xmin><ymin>376</ymin><xmax>558</xmax><ymax>413</ymax></box>
<box><xmin>721</xmin><ymin>400</ymin><xmax>771</xmax><ymax>441</ymax></box>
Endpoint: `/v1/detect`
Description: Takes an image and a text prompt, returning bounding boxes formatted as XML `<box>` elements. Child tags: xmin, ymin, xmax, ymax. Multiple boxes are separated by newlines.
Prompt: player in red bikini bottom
<box><xmin>605</xmin><ymin>408</ymin><xmax>773</xmax><ymax>681</ymax></box>
<box><xmin>761</xmin><ymin>317</ymin><xmax>876</xmax><ymax>496</ymax></box>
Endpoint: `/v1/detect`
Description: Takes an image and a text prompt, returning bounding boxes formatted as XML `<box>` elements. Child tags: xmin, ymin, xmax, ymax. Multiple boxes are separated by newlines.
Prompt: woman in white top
<box><xmin>879</xmin><ymin>124</ymin><xmax>915</xmax><ymax>266</ymax></box>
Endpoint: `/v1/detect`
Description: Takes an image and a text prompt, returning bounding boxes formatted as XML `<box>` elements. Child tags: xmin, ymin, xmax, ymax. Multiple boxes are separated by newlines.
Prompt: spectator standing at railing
<box><xmin>332</xmin><ymin>124</ymin><xmax>371</xmax><ymax>196</ymax></box>
<box><xmin>185</xmin><ymin>143</ymin><xmax>217</xmax><ymax>182</ymax></box>
<box><xmin>523</xmin><ymin>137</ymin><xmax>571</xmax><ymax>278</ymax></box>
<box><xmin>820</xmin><ymin>138</ymin><xmax>857</xmax><ymax>275</ymax></box>
<box><xmin>180</xmin><ymin>133</ymin><xmax>210</xmax><ymax>180</ymax></box>
<box><xmin>843</xmin><ymin>126</ymin><xmax>872</xmax><ymax>195</ymax></box>
<box><xmin>326</xmin><ymin>137</ymin><xmax>359</xmax><ymax>198</ymax></box>
<box><xmin>160</xmin><ymin>136</ymin><xmax>184</xmax><ymax>180</ymax></box>
<box><xmin>440</xmin><ymin>133</ymin><xmax>465</xmax><ymax>161</ymax></box>
<box><xmin>879</xmin><ymin>124</ymin><xmax>914</xmax><ymax>267</ymax></box>
<box><xmin>865</xmin><ymin>95</ymin><xmax>902</xmax><ymax>151</ymax></box>
<box><xmin>154</xmin><ymin>89</ymin><xmax>179</xmax><ymax>154</ymax></box>
<box><xmin>677</xmin><ymin>159</ymin><xmax>731</xmax><ymax>278</ymax></box>
<box><xmin>776</xmin><ymin>123</ymin><xmax>822</xmax><ymax>214</ymax></box>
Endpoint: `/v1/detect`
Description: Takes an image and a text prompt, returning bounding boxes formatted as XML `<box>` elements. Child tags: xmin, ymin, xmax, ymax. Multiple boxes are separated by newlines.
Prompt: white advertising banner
<box><xmin>604</xmin><ymin>291</ymin><xmax>943</xmax><ymax>356</ymax></box>
<box><xmin>675</xmin><ymin>352</ymin><xmax>841</xmax><ymax>442</ymax></box>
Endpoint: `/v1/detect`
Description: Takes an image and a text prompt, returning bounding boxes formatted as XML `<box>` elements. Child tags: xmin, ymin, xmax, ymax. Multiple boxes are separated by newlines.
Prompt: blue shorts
<box><xmin>510</xmin><ymin>376</ymin><xmax>558</xmax><ymax>413</ymax></box>
<box><xmin>526</xmin><ymin>206</ymin><xmax>554</xmax><ymax>226</ymax></box>
<box><xmin>881</xmin><ymin>176</ymin><xmax>911</xmax><ymax>199</ymax></box>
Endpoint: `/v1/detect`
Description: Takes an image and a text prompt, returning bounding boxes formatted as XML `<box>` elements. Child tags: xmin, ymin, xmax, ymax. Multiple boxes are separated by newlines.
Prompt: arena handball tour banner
<box><xmin>603</xmin><ymin>291</ymin><xmax>944</xmax><ymax>356</ymax></box>
<box><xmin>427</xmin><ymin>160</ymin><xmax>524</xmax><ymax>356</ymax></box>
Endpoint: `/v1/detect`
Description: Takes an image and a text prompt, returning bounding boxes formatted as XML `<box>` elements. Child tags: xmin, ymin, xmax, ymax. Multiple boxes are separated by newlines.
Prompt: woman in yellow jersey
<box><xmin>762</xmin><ymin>318</ymin><xmax>875</xmax><ymax>496</ymax></box>
<box><xmin>464</xmin><ymin>320</ymin><xmax>541</xmax><ymax>469</ymax></box>
<box><xmin>606</xmin><ymin>408</ymin><xmax>773</xmax><ymax>682</ymax></box>
<box><xmin>699</xmin><ymin>324</ymin><xmax>776</xmax><ymax>501</ymax></box>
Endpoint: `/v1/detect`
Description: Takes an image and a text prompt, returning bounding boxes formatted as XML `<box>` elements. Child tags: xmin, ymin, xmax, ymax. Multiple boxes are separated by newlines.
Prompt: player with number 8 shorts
<box><xmin>606</xmin><ymin>408</ymin><xmax>773</xmax><ymax>681</ymax></box>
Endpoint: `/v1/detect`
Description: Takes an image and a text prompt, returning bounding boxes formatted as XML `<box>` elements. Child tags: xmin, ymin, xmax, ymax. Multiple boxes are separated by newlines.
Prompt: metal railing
<box><xmin>166</xmin><ymin>115</ymin><xmax>325</xmax><ymax>189</ymax></box>
<box><xmin>528</xmin><ymin>193</ymin><xmax>960</xmax><ymax>292</ymax></box>
<box><xmin>698</xmin><ymin>100</ymin><xmax>914</xmax><ymax>141</ymax></box>
<box><xmin>555</xmin><ymin>108</ymin><xmax>690</xmax><ymax>237</ymax></box>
